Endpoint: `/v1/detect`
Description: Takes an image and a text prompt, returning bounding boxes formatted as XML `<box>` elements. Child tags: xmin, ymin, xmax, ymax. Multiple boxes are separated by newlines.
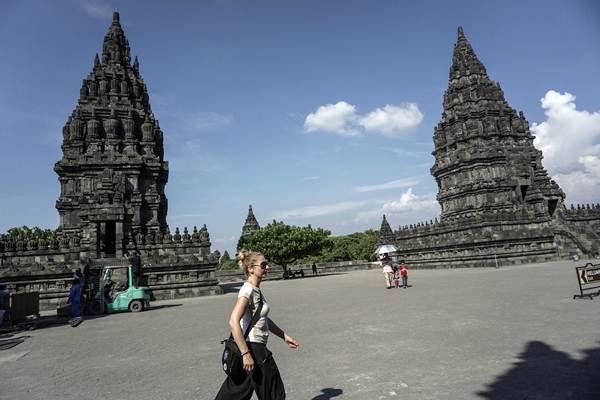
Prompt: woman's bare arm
<box><xmin>228</xmin><ymin>296</ymin><xmax>256</xmax><ymax>372</ymax></box>
<box><xmin>267</xmin><ymin>317</ymin><xmax>299</xmax><ymax>349</ymax></box>
<box><xmin>229</xmin><ymin>296</ymin><xmax>250</xmax><ymax>352</ymax></box>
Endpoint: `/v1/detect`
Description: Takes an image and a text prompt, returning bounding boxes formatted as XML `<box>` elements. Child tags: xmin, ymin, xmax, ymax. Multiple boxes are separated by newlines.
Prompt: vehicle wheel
<box><xmin>129</xmin><ymin>300</ymin><xmax>143</xmax><ymax>313</ymax></box>
<box><xmin>89</xmin><ymin>299</ymin><xmax>104</xmax><ymax>315</ymax></box>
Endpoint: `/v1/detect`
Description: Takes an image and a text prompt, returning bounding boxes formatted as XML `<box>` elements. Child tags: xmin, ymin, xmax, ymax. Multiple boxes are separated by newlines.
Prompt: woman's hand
<box><xmin>242</xmin><ymin>352</ymin><xmax>255</xmax><ymax>373</ymax></box>
<box><xmin>284</xmin><ymin>334</ymin><xmax>299</xmax><ymax>349</ymax></box>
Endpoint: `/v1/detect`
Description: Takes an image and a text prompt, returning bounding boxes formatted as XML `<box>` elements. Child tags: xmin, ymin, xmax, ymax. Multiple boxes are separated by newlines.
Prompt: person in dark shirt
<box><xmin>128</xmin><ymin>251</ymin><xmax>143</xmax><ymax>287</ymax></box>
<box><xmin>67</xmin><ymin>278</ymin><xmax>82</xmax><ymax>320</ymax></box>
<box><xmin>0</xmin><ymin>284</ymin><xmax>9</xmax><ymax>326</ymax></box>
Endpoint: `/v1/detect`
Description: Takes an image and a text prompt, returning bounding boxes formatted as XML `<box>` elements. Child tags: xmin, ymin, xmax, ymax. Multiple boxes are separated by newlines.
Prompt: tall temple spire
<box><xmin>443</xmin><ymin>26</ymin><xmax>504</xmax><ymax>115</ymax></box>
<box><xmin>55</xmin><ymin>12</ymin><xmax>169</xmax><ymax>256</ymax></box>
<box><xmin>450</xmin><ymin>26</ymin><xmax>488</xmax><ymax>81</ymax></box>
<box><xmin>376</xmin><ymin>215</ymin><xmax>396</xmax><ymax>247</ymax></box>
<box><xmin>101</xmin><ymin>11</ymin><xmax>131</xmax><ymax>66</ymax></box>
<box><xmin>241</xmin><ymin>205</ymin><xmax>260</xmax><ymax>238</ymax></box>
<box><xmin>431</xmin><ymin>27</ymin><xmax>564</xmax><ymax>223</ymax></box>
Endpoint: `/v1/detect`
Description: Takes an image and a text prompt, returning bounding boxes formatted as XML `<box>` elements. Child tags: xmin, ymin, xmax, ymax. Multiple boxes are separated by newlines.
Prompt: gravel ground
<box><xmin>1</xmin><ymin>260</ymin><xmax>599</xmax><ymax>400</ymax></box>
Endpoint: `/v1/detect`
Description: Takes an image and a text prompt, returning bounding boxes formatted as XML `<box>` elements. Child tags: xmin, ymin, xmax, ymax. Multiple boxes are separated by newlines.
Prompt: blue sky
<box><xmin>1</xmin><ymin>0</ymin><xmax>599</xmax><ymax>254</ymax></box>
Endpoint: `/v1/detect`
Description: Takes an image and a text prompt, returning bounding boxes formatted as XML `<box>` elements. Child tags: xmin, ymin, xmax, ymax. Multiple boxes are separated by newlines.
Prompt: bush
<box><xmin>238</xmin><ymin>221</ymin><xmax>331</xmax><ymax>269</ymax></box>
<box><xmin>6</xmin><ymin>226</ymin><xmax>54</xmax><ymax>240</ymax></box>
<box><xmin>218</xmin><ymin>250</ymin><xmax>239</xmax><ymax>270</ymax></box>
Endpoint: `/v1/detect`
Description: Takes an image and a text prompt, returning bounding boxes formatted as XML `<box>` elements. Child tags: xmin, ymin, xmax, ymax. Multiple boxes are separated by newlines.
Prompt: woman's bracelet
<box><xmin>241</xmin><ymin>350</ymin><xmax>250</xmax><ymax>357</ymax></box>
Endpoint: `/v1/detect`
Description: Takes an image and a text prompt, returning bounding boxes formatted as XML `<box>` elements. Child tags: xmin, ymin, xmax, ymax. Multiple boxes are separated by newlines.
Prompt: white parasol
<box><xmin>376</xmin><ymin>244</ymin><xmax>398</xmax><ymax>255</ymax></box>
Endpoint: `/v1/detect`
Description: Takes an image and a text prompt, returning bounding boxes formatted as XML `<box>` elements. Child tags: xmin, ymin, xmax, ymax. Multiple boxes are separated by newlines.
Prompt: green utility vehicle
<box><xmin>89</xmin><ymin>265</ymin><xmax>151</xmax><ymax>314</ymax></box>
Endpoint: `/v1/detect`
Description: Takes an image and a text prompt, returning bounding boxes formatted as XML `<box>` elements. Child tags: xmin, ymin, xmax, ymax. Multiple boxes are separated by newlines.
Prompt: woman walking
<box><xmin>215</xmin><ymin>250</ymin><xmax>299</xmax><ymax>400</ymax></box>
<box><xmin>380</xmin><ymin>253</ymin><xmax>394</xmax><ymax>289</ymax></box>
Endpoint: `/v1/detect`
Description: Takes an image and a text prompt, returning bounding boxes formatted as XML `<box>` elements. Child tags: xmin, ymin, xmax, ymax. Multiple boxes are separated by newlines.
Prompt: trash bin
<box><xmin>8</xmin><ymin>292</ymin><xmax>40</xmax><ymax>322</ymax></box>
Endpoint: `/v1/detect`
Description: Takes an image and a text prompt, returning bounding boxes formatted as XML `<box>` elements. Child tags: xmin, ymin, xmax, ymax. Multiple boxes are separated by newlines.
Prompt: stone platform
<box><xmin>1</xmin><ymin>260</ymin><xmax>598</xmax><ymax>400</ymax></box>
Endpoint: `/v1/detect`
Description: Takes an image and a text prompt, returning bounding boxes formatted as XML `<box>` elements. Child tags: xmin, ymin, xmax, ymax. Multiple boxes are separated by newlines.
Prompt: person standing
<box><xmin>67</xmin><ymin>278</ymin><xmax>82</xmax><ymax>322</ymax></box>
<box><xmin>73</xmin><ymin>268</ymin><xmax>83</xmax><ymax>284</ymax></box>
<box><xmin>125</xmin><ymin>251</ymin><xmax>143</xmax><ymax>287</ymax></box>
<box><xmin>380</xmin><ymin>253</ymin><xmax>394</xmax><ymax>289</ymax></box>
<box><xmin>392</xmin><ymin>265</ymin><xmax>400</xmax><ymax>289</ymax></box>
<box><xmin>215</xmin><ymin>249</ymin><xmax>299</xmax><ymax>400</ymax></box>
<box><xmin>0</xmin><ymin>284</ymin><xmax>9</xmax><ymax>327</ymax></box>
<box><xmin>399</xmin><ymin>260</ymin><xmax>409</xmax><ymax>289</ymax></box>
<box><xmin>311</xmin><ymin>262</ymin><xmax>318</xmax><ymax>276</ymax></box>
<box><xmin>81</xmin><ymin>259</ymin><xmax>91</xmax><ymax>309</ymax></box>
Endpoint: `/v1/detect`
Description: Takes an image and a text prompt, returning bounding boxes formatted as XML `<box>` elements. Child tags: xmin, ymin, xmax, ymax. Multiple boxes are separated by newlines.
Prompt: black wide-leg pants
<box><xmin>215</xmin><ymin>342</ymin><xmax>285</xmax><ymax>400</ymax></box>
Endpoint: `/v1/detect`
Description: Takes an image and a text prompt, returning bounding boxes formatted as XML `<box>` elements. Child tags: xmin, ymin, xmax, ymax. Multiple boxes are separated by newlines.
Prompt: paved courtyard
<box><xmin>1</xmin><ymin>260</ymin><xmax>599</xmax><ymax>400</ymax></box>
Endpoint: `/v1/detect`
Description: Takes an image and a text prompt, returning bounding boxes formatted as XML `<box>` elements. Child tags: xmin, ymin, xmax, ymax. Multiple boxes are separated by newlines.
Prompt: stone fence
<box><xmin>1</xmin><ymin>253</ymin><xmax>220</xmax><ymax>310</ymax></box>
<box><xmin>0</xmin><ymin>225</ymin><xmax>221</xmax><ymax>310</ymax></box>
<box><xmin>396</xmin><ymin>209</ymin><xmax>551</xmax><ymax>238</ymax></box>
<box><xmin>396</xmin><ymin>204</ymin><xmax>600</xmax><ymax>239</ymax></box>
<box><xmin>216</xmin><ymin>260</ymin><xmax>377</xmax><ymax>282</ymax></box>
<box><xmin>0</xmin><ymin>225</ymin><xmax>212</xmax><ymax>268</ymax></box>
<box><xmin>564</xmin><ymin>203</ymin><xmax>600</xmax><ymax>216</ymax></box>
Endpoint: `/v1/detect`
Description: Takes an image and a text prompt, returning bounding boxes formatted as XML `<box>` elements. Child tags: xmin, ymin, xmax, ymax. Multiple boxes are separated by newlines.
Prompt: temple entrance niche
<box><xmin>98</xmin><ymin>221</ymin><xmax>117</xmax><ymax>257</ymax></box>
<box><xmin>520</xmin><ymin>185</ymin><xmax>529</xmax><ymax>201</ymax></box>
<box><xmin>548</xmin><ymin>199</ymin><xmax>558</xmax><ymax>217</ymax></box>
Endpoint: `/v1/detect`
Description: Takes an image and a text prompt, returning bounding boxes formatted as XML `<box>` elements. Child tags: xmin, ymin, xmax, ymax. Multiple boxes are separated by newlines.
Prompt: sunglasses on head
<box><xmin>252</xmin><ymin>261</ymin><xmax>268</xmax><ymax>269</ymax></box>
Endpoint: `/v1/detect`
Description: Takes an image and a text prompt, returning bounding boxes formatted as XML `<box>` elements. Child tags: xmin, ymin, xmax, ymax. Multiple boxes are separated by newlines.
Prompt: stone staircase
<box><xmin>553</xmin><ymin>221</ymin><xmax>600</xmax><ymax>256</ymax></box>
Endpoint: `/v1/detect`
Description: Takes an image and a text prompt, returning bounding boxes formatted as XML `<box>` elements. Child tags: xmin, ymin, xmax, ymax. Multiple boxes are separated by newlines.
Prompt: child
<box><xmin>392</xmin><ymin>265</ymin><xmax>400</xmax><ymax>288</ymax></box>
<box><xmin>399</xmin><ymin>260</ymin><xmax>409</xmax><ymax>288</ymax></box>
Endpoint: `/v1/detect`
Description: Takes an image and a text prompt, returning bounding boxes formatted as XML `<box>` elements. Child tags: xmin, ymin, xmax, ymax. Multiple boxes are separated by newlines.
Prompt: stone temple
<box><xmin>55</xmin><ymin>11</ymin><xmax>168</xmax><ymax>258</ymax></box>
<box><xmin>378</xmin><ymin>28</ymin><xmax>600</xmax><ymax>267</ymax></box>
<box><xmin>0</xmin><ymin>12</ymin><xmax>222</xmax><ymax>307</ymax></box>
<box><xmin>241</xmin><ymin>205</ymin><xmax>261</xmax><ymax>239</ymax></box>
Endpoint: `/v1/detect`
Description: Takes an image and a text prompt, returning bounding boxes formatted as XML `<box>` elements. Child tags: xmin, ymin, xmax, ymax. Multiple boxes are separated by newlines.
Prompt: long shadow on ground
<box><xmin>476</xmin><ymin>340</ymin><xmax>600</xmax><ymax>399</ymax></box>
<box><xmin>0</xmin><ymin>335</ymin><xmax>29</xmax><ymax>350</ymax></box>
<box><xmin>1</xmin><ymin>303</ymin><xmax>182</xmax><ymax>334</ymax></box>
<box><xmin>311</xmin><ymin>387</ymin><xmax>343</xmax><ymax>400</ymax></box>
<box><xmin>146</xmin><ymin>303</ymin><xmax>182</xmax><ymax>311</ymax></box>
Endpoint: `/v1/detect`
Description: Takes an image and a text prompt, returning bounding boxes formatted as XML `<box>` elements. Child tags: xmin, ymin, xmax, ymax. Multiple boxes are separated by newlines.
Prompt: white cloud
<box><xmin>79</xmin><ymin>0</ymin><xmax>113</xmax><ymax>21</ymax></box>
<box><xmin>169</xmin><ymin>140</ymin><xmax>224</xmax><ymax>175</ymax></box>
<box><xmin>152</xmin><ymin>94</ymin><xmax>233</xmax><ymax>134</ymax></box>
<box><xmin>212</xmin><ymin>235</ymin><xmax>237</xmax><ymax>244</ymax></box>
<box><xmin>166</xmin><ymin>109</ymin><xmax>233</xmax><ymax>133</ymax></box>
<box><xmin>187</xmin><ymin>111</ymin><xmax>233</xmax><ymax>131</ymax></box>
<box><xmin>304</xmin><ymin>101</ymin><xmax>423</xmax><ymax>137</ymax></box>
<box><xmin>167</xmin><ymin>214</ymin><xmax>207</xmax><ymax>220</ymax></box>
<box><xmin>386</xmin><ymin>147</ymin><xmax>431</xmax><ymax>157</ymax></box>
<box><xmin>358</xmin><ymin>104</ymin><xmax>424</xmax><ymax>137</ymax></box>
<box><xmin>302</xmin><ymin>176</ymin><xmax>321</xmax><ymax>181</ymax></box>
<box><xmin>354</xmin><ymin>189</ymin><xmax>438</xmax><ymax>223</ymax></box>
<box><xmin>274</xmin><ymin>201</ymin><xmax>367</xmax><ymax>219</ymax></box>
<box><xmin>352</xmin><ymin>178</ymin><xmax>419</xmax><ymax>193</ymax></box>
<box><xmin>531</xmin><ymin>90</ymin><xmax>600</xmax><ymax>203</ymax></box>
<box><xmin>304</xmin><ymin>101</ymin><xmax>359</xmax><ymax>137</ymax></box>
<box><xmin>380</xmin><ymin>189</ymin><xmax>438</xmax><ymax>214</ymax></box>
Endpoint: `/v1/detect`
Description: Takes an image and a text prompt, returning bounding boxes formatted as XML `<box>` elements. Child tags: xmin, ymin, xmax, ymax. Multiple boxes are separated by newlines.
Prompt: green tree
<box><xmin>7</xmin><ymin>226</ymin><xmax>53</xmax><ymax>240</ymax></box>
<box><xmin>218</xmin><ymin>250</ymin><xmax>238</xmax><ymax>270</ymax></box>
<box><xmin>298</xmin><ymin>229</ymin><xmax>379</xmax><ymax>264</ymax></box>
<box><xmin>238</xmin><ymin>221</ymin><xmax>331</xmax><ymax>269</ymax></box>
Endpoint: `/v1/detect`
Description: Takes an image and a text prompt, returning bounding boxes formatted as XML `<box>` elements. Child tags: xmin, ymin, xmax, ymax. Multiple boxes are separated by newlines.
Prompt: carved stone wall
<box><xmin>0</xmin><ymin>225</ymin><xmax>221</xmax><ymax>310</ymax></box>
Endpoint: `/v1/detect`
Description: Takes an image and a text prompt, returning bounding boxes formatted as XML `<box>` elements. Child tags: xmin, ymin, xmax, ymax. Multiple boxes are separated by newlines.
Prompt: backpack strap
<box><xmin>242</xmin><ymin>290</ymin><xmax>264</xmax><ymax>339</ymax></box>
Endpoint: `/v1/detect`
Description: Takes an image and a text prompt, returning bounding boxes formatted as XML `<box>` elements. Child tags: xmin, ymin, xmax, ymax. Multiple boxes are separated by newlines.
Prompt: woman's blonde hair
<box><xmin>237</xmin><ymin>249</ymin><xmax>264</xmax><ymax>276</ymax></box>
